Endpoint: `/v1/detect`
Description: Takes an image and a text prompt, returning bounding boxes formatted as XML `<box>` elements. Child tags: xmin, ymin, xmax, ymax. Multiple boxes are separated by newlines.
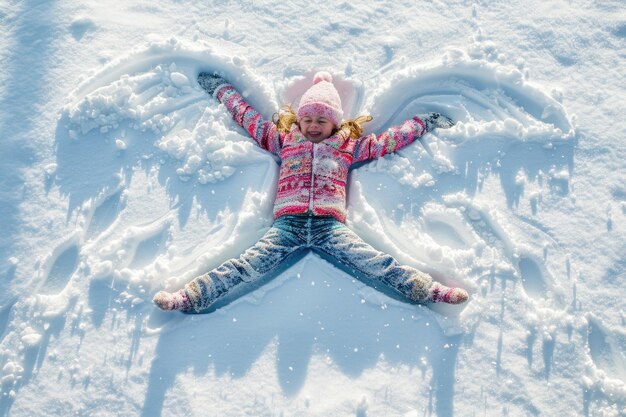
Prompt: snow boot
<box><xmin>427</xmin><ymin>282</ymin><xmax>469</xmax><ymax>304</ymax></box>
<box><xmin>153</xmin><ymin>289</ymin><xmax>193</xmax><ymax>311</ymax></box>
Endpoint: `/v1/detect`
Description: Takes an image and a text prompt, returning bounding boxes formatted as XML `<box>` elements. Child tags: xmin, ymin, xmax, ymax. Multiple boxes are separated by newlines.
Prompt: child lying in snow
<box><xmin>153</xmin><ymin>71</ymin><xmax>469</xmax><ymax>312</ymax></box>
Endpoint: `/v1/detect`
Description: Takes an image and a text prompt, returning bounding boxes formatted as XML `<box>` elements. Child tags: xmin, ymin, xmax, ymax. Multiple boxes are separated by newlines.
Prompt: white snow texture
<box><xmin>0</xmin><ymin>1</ymin><xmax>625</xmax><ymax>416</ymax></box>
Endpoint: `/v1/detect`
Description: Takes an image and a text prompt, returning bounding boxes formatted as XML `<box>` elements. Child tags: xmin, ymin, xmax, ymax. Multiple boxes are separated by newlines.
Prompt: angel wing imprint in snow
<box><xmin>51</xmin><ymin>38</ymin><xmax>577</xmax><ymax>324</ymax></box>
<box><xmin>43</xmin><ymin>40</ymin><xmax>287</xmax><ymax>320</ymax></box>
<box><xmin>338</xmin><ymin>47</ymin><xmax>576</xmax><ymax>323</ymax></box>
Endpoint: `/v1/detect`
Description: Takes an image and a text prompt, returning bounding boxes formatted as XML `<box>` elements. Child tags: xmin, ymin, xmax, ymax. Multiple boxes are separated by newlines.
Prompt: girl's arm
<box><xmin>352</xmin><ymin>113</ymin><xmax>453</xmax><ymax>163</ymax></box>
<box><xmin>198</xmin><ymin>73</ymin><xmax>283</xmax><ymax>157</ymax></box>
<box><xmin>352</xmin><ymin>116</ymin><xmax>426</xmax><ymax>163</ymax></box>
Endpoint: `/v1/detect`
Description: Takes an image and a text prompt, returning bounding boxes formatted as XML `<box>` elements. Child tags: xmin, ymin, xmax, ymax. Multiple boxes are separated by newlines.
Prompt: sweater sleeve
<box><xmin>352</xmin><ymin>116</ymin><xmax>427</xmax><ymax>164</ymax></box>
<box><xmin>214</xmin><ymin>84</ymin><xmax>284</xmax><ymax>157</ymax></box>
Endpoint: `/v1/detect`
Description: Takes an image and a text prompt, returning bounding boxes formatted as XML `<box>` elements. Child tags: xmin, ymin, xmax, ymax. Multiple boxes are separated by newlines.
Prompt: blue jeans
<box><xmin>185</xmin><ymin>215</ymin><xmax>433</xmax><ymax>312</ymax></box>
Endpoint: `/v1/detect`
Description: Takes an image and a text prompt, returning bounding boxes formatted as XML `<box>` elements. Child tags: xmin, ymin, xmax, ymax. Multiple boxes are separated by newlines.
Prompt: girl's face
<box><xmin>299</xmin><ymin>115</ymin><xmax>335</xmax><ymax>143</ymax></box>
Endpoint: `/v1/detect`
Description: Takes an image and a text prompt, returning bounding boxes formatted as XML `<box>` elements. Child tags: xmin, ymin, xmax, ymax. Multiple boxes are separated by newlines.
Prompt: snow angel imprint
<box><xmin>153</xmin><ymin>71</ymin><xmax>469</xmax><ymax>313</ymax></box>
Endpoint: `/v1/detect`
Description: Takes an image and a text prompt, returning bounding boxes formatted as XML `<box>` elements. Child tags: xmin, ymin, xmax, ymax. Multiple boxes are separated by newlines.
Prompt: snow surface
<box><xmin>0</xmin><ymin>1</ymin><xmax>625</xmax><ymax>416</ymax></box>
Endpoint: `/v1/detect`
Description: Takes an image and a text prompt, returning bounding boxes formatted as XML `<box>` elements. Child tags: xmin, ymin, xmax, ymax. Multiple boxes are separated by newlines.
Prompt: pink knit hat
<box><xmin>297</xmin><ymin>72</ymin><xmax>343</xmax><ymax>127</ymax></box>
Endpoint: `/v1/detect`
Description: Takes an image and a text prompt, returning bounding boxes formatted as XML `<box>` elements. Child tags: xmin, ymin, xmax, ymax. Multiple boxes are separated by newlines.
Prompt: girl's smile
<box><xmin>299</xmin><ymin>115</ymin><xmax>335</xmax><ymax>143</ymax></box>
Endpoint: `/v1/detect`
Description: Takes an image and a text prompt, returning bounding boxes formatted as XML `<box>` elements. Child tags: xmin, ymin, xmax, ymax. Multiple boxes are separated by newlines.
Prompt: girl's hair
<box><xmin>273</xmin><ymin>105</ymin><xmax>373</xmax><ymax>139</ymax></box>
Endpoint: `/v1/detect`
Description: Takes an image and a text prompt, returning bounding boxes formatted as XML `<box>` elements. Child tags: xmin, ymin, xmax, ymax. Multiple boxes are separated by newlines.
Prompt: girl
<box><xmin>153</xmin><ymin>71</ymin><xmax>469</xmax><ymax>312</ymax></box>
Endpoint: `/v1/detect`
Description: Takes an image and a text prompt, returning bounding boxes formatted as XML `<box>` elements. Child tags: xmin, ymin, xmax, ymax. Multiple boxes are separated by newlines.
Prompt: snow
<box><xmin>0</xmin><ymin>0</ymin><xmax>625</xmax><ymax>416</ymax></box>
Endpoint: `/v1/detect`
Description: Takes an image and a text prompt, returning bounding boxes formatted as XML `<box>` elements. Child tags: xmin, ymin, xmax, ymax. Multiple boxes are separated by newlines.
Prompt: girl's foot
<box><xmin>427</xmin><ymin>282</ymin><xmax>469</xmax><ymax>305</ymax></box>
<box><xmin>153</xmin><ymin>289</ymin><xmax>193</xmax><ymax>311</ymax></box>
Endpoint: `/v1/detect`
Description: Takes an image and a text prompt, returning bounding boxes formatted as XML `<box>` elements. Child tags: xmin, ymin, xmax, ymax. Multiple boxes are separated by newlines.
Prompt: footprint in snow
<box><xmin>38</xmin><ymin>244</ymin><xmax>79</xmax><ymax>296</ymax></box>
<box><xmin>422</xmin><ymin>208</ymin><xmax>477</xmax><ymax>250</ymax></box>
<box><xmin>518</xmin><ymin>255</ymin><xmax>549</xmax><ymax>301</ymax></box>
<box><xmin>587</xmin><ymin>317</ymin><xmax>626</xmax><ymax>383</ymax></box>
<box><xmin>85</xmin><ymin>189</ymin><xmax>126</xmax><ymax>240</ymax></box>
<box><xmin>128</xmin><ymin>228</ymin><xmax>170</xmax><ymax>269</ymax></box>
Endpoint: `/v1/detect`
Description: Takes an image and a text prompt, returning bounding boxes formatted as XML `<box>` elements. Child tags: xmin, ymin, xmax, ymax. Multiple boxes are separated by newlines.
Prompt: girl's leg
<box><xmin>312</xmin><ymin>221</ymin><xmax>468</xmax><ymax>304</ymax></box>
<box><xmin>155</xmin><ymin>220</ymin><xmax>303</xmax><ymax>312</ymax></box>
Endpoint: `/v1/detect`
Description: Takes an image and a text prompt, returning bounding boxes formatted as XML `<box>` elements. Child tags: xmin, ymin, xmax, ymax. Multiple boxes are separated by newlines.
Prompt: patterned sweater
<box><xmin>215</xmin><ymin>84</ymin><xmax>427</xmax><ymax>223</ymax></box>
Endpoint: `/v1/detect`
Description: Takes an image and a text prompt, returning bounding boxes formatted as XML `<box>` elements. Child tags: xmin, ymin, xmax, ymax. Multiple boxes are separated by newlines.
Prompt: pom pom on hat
<box><xmin>313</xmin><ymin>71</ymin><xmax>333</xmax><ymax>84</ymax></box>
<box><xmin>297</xmin><ymin>71</ymin><xmax>343</xmax><ymax>127</ymax></box>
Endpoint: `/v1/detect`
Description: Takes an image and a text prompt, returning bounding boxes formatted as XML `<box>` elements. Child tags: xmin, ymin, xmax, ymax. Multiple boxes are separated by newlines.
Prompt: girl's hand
<box><xmin>417</xmin><ymin>112</ymin><xmax>455</xmax><ymax>131</ymax></box>
<box><xmin>198</xmin><ymin>72</ymin><xmax>229</xmax><ymax>96</ymax></box>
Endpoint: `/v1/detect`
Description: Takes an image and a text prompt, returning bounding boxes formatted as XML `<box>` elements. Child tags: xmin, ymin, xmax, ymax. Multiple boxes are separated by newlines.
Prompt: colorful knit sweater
<box><xmin>214</xmin><ymin>84</ymin><xmax>428</xmax><ymax>223</ymax></box>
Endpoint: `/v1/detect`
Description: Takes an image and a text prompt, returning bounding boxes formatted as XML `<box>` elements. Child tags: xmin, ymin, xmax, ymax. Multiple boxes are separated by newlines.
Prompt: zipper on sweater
<box><xmin>308</xmin><ymin>143</ymin><xmax>317</xmax><ymax>212</ymax></box>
